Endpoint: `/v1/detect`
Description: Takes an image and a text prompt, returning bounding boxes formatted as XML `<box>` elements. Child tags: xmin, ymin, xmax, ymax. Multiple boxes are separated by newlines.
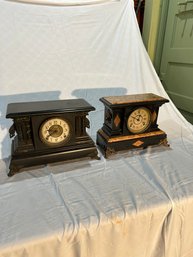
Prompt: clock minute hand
<box><xmin>131</xmin><ymin>115</ymin><xmax>141</xmax><ymax>121</ymax></box>
<box><xmin>46</xmin><ymin>129</ymin><xmax>58</xmax><ymax>139</ymax></box>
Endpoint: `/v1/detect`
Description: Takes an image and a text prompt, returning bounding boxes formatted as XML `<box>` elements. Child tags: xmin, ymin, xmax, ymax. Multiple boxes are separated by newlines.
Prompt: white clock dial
<box><xmin>127</xmin><ymin>107</ymin><xmax>152</xmax><ymax>134</ymax></box>
<box><xmin>39</xmin><ymin>117</ymin><xmax>70</xmax><ymax>145</ymax></box>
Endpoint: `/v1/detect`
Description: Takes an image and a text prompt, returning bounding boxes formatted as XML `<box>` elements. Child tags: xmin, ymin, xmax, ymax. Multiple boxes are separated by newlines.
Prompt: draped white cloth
<box><xmin>0</xmin><ymin>0</ymin><xmax>193</xmax><ymax>256</ymax></box>
<box><xmin>7</xmin><ymin>0</ymin><xmax>117</xmax><ymax>6</ymax></box>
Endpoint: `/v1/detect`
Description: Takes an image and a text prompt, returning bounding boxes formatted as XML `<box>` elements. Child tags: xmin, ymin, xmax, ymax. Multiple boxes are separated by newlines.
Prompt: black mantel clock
<box><xmin>97</xmin><ymin>93</ymin><xmax>169</xmax><ymax>157</ymax></box>
<box><xmin>6</xmin><ymin>99</ymin><xmax>99</xmax><ymax>176</ymax></box>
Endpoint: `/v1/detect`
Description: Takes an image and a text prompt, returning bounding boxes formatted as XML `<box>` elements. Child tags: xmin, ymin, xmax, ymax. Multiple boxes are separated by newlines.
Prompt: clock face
<box><xmin>127</xmin><ymin>107</ymin><xmax>151</xmax><ymax>134</ymax></box>
<box><xmin>39</xmin><ymin>117</ymin><xmax>70</xmax><ymax>146</ymax></box>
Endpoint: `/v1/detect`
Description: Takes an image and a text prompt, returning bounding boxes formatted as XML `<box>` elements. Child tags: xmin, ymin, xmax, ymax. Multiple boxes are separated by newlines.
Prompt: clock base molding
<box><xmin>96</xmin><ymin>129</ymin><xmax>169</xmax><ymax>158</ymax></box>
<box><xmin>8</xmin><ymin>143</ymin><xmax>99</xmax><ymax>177</ymax></box>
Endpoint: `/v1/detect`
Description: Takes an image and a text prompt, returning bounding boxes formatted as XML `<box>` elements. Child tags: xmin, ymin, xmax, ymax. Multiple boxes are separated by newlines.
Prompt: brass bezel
<box><xmin>127</xmin><ymin>107</ymin><xmax>152</xmax><ymax>134</ymax></box>
<box><xmin>39</xmin><ymin>117</ymin><xmax>71</xmax><ymax>146</ymax></box>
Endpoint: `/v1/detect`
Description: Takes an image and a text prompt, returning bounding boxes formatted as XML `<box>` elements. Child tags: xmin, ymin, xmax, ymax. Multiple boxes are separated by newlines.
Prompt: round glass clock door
<box><xmin>39</xmin><ymin>117</ymin><xmax>70</xmax><ymax>146</ymax></box>
<box><xmin>127</xmin><ymin>107</ymin><xmax>151</xmax><ymax>134</ymax></box>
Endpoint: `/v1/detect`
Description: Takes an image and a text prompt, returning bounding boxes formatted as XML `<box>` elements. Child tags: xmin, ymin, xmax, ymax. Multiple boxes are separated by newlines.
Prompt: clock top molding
<box><xmin>6</xmin><ymin>99</ymin><xmax>95</xmax><ymax>118</ymax></box>
<box><xmin>100</xmin><ymin>93</ymin><xmax>169</xmax><ymax>107</ymax></box>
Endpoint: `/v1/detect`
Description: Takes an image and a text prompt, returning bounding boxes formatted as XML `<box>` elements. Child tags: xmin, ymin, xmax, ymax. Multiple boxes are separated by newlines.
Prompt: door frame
<box><xmin>142</xmin><ymin>0</ymin><xmax>169</xmax><ymax>74</ymax></box>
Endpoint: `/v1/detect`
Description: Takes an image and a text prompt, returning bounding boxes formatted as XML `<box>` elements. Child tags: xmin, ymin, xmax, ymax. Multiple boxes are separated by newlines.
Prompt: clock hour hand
<box><xmin>46</xmin><ymin>128</ymin><xmax>58</xmax><ymax>139</ymax></box>
<box><xmin>131</xmin><ymin>115</ymin><xmax>142</xmax><ymax>122</ymax></box>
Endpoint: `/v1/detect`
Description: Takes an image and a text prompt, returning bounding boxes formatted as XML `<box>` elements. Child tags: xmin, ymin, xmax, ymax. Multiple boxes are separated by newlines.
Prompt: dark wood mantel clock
<box><xmin>6</xmin><ymin>99</ymin><xmax>99</xmax><ymax>176</ymax></box>
<box><xmin>97</xmin><ymin>93</ymin><xmax>169</xmax><ymax>157</ymax></box>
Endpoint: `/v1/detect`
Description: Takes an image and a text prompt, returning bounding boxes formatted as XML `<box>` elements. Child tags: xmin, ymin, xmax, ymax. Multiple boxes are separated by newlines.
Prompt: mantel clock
<box><xmin>97</xmin><ymin>93</ymin><xmax>169</xmax><ymax>157</ymax></box>
<box><xmin>6</xmin><ymin>99</ymin><xmax>99</xmax><ymax>176</ymax></box>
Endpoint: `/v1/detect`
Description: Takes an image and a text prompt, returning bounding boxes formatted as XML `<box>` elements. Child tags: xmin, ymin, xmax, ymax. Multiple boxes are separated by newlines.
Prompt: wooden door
<box><xmin>159</xmin><ymin>0</ymin><xmax>193</xmax><ymax>124</ymax></box>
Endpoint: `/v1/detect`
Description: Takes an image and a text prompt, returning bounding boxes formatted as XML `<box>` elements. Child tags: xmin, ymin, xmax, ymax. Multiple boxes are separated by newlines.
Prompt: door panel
<box><xmin>160</xmin><ymin>0</ymin><xmax>193</xmax><ymax>124</ymax></box>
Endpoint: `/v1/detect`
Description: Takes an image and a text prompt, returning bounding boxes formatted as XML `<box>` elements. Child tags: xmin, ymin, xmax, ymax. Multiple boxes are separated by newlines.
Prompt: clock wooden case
<box><xmin>97</xmin><ymin>93</ymin><xmax>169</xmax><ymax>157</ymax></box>
<box><xmin>6</xmin><ymin>99</ymin><xmax>99</xmax><ymax>176</ymax></box>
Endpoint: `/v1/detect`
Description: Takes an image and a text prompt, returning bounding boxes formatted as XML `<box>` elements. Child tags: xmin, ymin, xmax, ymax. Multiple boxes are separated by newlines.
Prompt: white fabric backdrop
<box><xmin>1</xmin><ymin>0</ymin><xmax>192</xmax><ymax>160</ymax></box>
<box><xmin>0</xmin><ymin>0</ymin><xmax>193</xmax><ymax>256</ymax></box>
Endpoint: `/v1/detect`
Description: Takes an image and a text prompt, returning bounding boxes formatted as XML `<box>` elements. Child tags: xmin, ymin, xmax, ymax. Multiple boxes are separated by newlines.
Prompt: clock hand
<box><xmin>131</xmin><ymin>115</ymin><xmax>142</xmax><ymax>122</ymax></box>
<box><xmin>46</xmin><ymin>129</ymin><xmax>58</xmax><ymax>140</ymax></box>
<box><xmin>137</xmin><ymin>115</ymin><xmax>142</xmax><ymax>121</ymax></box>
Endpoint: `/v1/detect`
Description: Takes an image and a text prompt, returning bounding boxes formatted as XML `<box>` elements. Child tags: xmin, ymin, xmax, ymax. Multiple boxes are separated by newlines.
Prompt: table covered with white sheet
<box><xmin>0</xmin><ymin>137</ymin><xmax>193</xmax><ymax>257</ymax></box>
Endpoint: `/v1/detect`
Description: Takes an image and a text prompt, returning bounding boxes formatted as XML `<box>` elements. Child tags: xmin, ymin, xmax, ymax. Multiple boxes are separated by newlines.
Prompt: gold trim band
<box><xmin>98</xmin><ymin>129</ymin><xmax>166</xmax><ymax>143</ymax></box>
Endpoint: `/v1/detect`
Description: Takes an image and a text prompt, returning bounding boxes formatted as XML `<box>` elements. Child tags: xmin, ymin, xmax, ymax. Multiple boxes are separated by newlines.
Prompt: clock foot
<box><xmin>106</xmin><ymin>147</ymin><xmax>116</xmax><ymax>158</ymax></box>
<box><xmin>8</xmin><ymin>166</ymin><xmax>20</xmax><ymax>177</ymax></box>
<box><xmin>159</xmin><ymin>138</ymin><xmax>170</xmax><ymax>147</ymax></box>
<box><xmin>88</xmin><ymin>149</ymin><xmax>100</xmax><ymax>160</ymax></box>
